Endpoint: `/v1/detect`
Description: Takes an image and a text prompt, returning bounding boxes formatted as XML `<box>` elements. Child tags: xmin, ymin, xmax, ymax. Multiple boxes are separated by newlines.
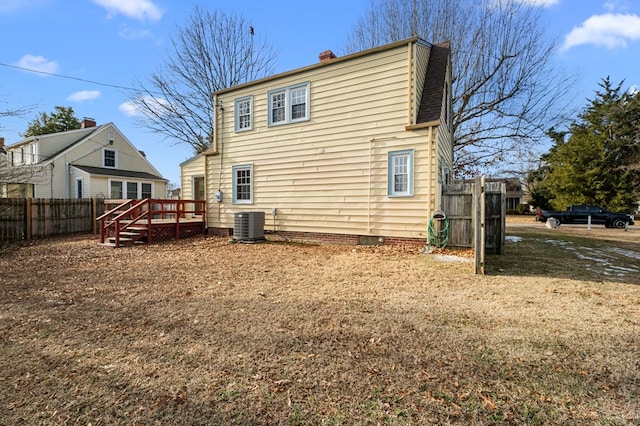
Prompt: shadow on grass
<box><xmin>486</xmin><ymin>227</ymin><xmax>640</xmax><ymax>286</ymax></box>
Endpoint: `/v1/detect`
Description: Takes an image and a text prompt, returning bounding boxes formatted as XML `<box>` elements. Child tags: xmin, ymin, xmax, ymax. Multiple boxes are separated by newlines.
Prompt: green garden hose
<box><xmin>428</xmin><ymin>210</ymin><xmax>449</xmax><ymax>249</ymax></box>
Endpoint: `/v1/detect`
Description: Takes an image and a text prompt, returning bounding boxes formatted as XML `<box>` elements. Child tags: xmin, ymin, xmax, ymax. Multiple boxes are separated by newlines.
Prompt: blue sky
<box><xmin>1</xmin><ymin>0</ymin><xmax>639</xmax><ymax>185</ymax></box>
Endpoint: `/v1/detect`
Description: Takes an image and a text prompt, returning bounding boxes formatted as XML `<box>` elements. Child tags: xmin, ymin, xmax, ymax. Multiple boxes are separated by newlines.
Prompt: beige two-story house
<box><xmin>1</xmin><ymin>119</ymin><xmax>167</xmax><ymax>199</ymax></box>
<box><xmin>186</xmin><ymin>37</ymin><xmax>453</xmax><ymax>244</ymax></box>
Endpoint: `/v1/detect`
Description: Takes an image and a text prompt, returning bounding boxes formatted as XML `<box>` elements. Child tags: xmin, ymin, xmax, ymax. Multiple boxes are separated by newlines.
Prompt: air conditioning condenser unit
<box><xmin>233</xmin><ymin>211</ymin><xmax>265</xmax><ymax>242</ymax></box>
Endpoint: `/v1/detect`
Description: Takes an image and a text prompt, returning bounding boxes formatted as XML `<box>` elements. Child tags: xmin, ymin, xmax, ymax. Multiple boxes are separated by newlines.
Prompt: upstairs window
<box><xmin>388</xmin><ymin>150</ymin><xmax>414</xmax><ymax>197</ymax></box>
<box><xmin>103</xmin><ymin>148</ymin><xmax>117</xmax><ymax>168</ymax></box>
<box><xmin>28</xmin><ymin>144</ymin><xmax>36</xmax><ymax>164</ymax></box>
<box><xmin>235</xmin><ymin>96</ymin><xmax>253</xmax><ymax>132</ymax></box>
<box><xmin>268</xmin><ymin>82</ymin><xmax>310</xmax><ymax>126</ymax></box>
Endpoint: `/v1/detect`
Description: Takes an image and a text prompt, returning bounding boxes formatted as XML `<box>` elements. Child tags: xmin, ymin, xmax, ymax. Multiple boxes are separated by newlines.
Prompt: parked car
<box><xmin>535</xmin><ymin>205</ymin><xmax>634</xmax><ymax>228</ymax></box>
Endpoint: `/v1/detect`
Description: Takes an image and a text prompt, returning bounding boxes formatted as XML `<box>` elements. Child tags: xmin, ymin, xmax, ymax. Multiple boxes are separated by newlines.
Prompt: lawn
<box><xmin>1</xmin><ymin>223</ymin><xmax>638</xmax><ymax>425</ymax></box>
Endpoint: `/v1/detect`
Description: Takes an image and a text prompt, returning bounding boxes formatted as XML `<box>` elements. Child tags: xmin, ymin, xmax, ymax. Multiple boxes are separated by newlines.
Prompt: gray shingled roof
<box><xmin>417</xmin><ymin>41</ymin><xmax>451</xmax><ymax>124</ymax></box>
<box><xmin>71</xmin><ymin>165</ymin><xmax>166</xmax><ymax>181</ymax></box>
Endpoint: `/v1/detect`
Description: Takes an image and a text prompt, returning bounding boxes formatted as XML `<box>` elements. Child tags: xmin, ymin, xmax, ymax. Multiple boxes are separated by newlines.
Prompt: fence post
<box><xmin>92</xmin><ymin>198</ymin><xmax>97</xmax><ymax>234</ymax></box>
<box><xmin>474</xmin><ymin>176</ymin><xmax>486</xmax><ymax>275</ymax></box>
<box><xmin>25</xmin><ymin>198</ymin><xmax>32</xmax><ymax>241</ymax></box>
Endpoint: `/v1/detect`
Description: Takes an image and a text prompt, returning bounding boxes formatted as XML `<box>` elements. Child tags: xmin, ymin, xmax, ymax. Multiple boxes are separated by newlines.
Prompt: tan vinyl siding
<box><xmin>70</xmin><ymin>125</ymin><xmax>159</xmax><ymax>176</ymax></box>
<box><xmin>413</xmin><ymin>44</ymin><xmax>430</xmax><ymax>124</ymax></box>
<box><xmin>180</xmin><ymin>155</ymin><xmax>206</xmax><ymax>200</ymax></box>
<box><xmin>34</xmin><ymin>128</ymin><xmax>97</xmax><ymax>161</ymax></box>
<box><xmin>206</xmin><ymin>43</ymin><xmax>439</xmax><ymax>239</ymax></box>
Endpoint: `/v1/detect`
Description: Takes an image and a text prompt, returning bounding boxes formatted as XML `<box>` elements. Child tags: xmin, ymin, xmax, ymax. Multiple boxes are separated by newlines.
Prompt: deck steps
<box><xmin>97</xmin><ymin>199</ymin><xmax>206</xmax><ymax>247</ymax></box>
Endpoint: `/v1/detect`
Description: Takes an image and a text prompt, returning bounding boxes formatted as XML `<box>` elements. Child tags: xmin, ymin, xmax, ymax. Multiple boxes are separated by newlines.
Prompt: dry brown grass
<box><xmin>1</xmin><ymin>228</ymin><xmax>639</xmax><ymax>425</ymax></box>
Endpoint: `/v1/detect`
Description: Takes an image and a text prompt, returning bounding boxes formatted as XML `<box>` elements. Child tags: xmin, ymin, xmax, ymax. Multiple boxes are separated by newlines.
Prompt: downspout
<box><xmin>215</xmin><ymin>95</ymin><xmax>224</xmax><ymax>225</ymax></box>
<box><xmin>368</xmin><ymin>138</ymin><xmax>373</xmax><ymax>233</ymax></box>
<box><xmin>50</xmin><ymin>162</ymin><xmax>54</xmax><ymax>198</ymax></box>
<box><xmin>427</xmin><ymin>126</ymin><xmax>433</xmax><ymax>221</ymax></box>
<box><xmin>368</xmin><ymin>137</ymin><xmax>396</xmax><ymax>235</ymax></box>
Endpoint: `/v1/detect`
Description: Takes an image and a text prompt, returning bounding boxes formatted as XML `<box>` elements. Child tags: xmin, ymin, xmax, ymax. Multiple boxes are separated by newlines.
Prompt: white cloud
<box><xmin>118</xmin><ymin>27</ymin><xmax>152</xmax><ymax>40</ymax></box>
<box><xmin>119</xmin><ymin>101</ymin><xmax>140</xmax><ymax>117</ymax></box>
<box><xmin>119</xmin><ymin>96</ymin><xmax>171</xmax><ymax>117</ymax></box>
<box><xmin>14</xmin><ymin>54</ymin><xmax>59</xmax><ymax>75</ymax></box>
<box><xmin>515</xmin><ymin>0</ymin><xmax>559</xmax><ymax>6</ymax></box>
<box><xmin>67</xmin><ymin>90</ymin><xmax>101</xmax><ymax>102</ymax></box>
<box><xmin>489</xmin><ymin>0</ymin><xmax>558</xmax><ymax>7</ymax></box>
<box><xmin>0</xmin><ymin>0</ymin><xmax>47</xmax><ymax>14</ymax></box>
<box><xmin>562</xmin><ymin>13</ymin><xmax>640</xmax><ymax>50</ymax></box>
<box><xmin>92</xmin><ymin>0</ymin><xmax>163</xmax><ymax>22</ymax></box>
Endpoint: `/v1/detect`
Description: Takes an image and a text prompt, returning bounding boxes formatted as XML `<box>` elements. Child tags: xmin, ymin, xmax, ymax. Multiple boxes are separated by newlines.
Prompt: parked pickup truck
<box><xmin>535</xmin><ymin>205</ymin><xmax>634</xmax><ymax>228</ymax></box>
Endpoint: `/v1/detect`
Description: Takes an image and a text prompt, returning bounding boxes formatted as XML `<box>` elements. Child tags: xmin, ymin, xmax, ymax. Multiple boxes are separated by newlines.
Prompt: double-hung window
<box><xmin>232</xmin><ymin>164</ymin><xmax>253</xmax><ymax>204</ymax></box>
<box><xmin>127</xmin><ymin>182</ymin><xmax>138</xmax><ymax>199</ymax></box>
<box><xmin>235</xmin><ymin>96</ymin><xmax>253</xmax><ymax>132</ymax></box>
<box><xmin>141</xmin><ymin>183</ymin><xmax>152</xmax><ymax>199</ymax></box>
<box><xmin>268</xmin><ymin>82</ymin><xmax>310</xmax><ymax>126</ymax></box>
<box><xmin>388</xmin><ymin>150</ymin><xmax>414</xmax><ymax>197</ymax></box>
<box><xmin>110</xmin><ymin>181</ymin><xmax>123</xmax><ymax>198</ymax></box>
<box><xmin>103</xmin><ymin>148</ymin><xmax>117</xmax><ymax>168</ymax></box>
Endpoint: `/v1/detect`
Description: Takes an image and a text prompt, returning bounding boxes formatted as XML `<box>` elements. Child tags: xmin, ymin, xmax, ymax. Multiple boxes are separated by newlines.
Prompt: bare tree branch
<box><xmin>128</xmin><ymin>6</ymin><xmax>279</xmax><ymax>154</ymax></box>
<box><xmin>346</xmin><ymin>0</ymin><xmax>577</xmax><ymax>176</ymax></box>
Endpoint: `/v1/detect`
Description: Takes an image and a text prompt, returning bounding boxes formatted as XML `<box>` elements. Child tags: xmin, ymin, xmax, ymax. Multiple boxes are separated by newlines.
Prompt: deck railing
<box><xmin>97</xmin><ymin>199</ymin><xmax>206</xmax><ymax>245</ymax></box>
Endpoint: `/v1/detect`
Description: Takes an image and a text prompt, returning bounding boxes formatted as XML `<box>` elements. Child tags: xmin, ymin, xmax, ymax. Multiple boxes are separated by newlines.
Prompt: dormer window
<box><xmin>103</xmin><ymin>148</ymin><xmax>117</xmax><ymax>168</ymax></box>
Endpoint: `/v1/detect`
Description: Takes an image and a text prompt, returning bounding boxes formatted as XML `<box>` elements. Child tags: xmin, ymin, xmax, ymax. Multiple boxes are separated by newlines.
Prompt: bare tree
<box><xmin>128</xmin><ymin>6</ymin><xmax>279</xmax><ymax>154</ymax></box>
<box><xmin>346</xmin><ymin>0</ymin><xmax>575</xmax><ymax>176</ymax></box>
<box><xmin>1</xmin><ymin>95</ymin><xmax>38</xmax><ymax>198</ymax></box>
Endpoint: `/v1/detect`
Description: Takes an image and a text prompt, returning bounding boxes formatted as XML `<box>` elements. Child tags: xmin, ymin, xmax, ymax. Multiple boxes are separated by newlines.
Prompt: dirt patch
<box><xmin>1</xmin><ymin>234</ymin><xmax>639</xmax><ymax>425</ymax></box>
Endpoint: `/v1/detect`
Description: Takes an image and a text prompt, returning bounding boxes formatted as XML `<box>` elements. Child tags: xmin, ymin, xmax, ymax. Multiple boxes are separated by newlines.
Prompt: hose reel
<box><xmin>427</xmin><ymin>209</ymin><xmax>449</xmax><ymax>250</ymax></box>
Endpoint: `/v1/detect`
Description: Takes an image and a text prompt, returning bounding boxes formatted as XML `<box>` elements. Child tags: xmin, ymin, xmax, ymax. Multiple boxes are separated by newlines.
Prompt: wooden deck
<box><xmin>97</xmin><ymin>199</ymin><xmax>206</xmax><ymax>247</ymax></box>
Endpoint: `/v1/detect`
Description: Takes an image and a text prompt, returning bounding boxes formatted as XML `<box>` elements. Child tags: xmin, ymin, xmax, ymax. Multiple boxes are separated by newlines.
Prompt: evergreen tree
<box><xmin>543</xmin><ymin>78</ymin><xmax>639</xmax><ymax>211</ymax></box>
<box><xmin>21</xmin><ymin>106</ymin><xmax>81</xmax><ymax>137</ymax></box>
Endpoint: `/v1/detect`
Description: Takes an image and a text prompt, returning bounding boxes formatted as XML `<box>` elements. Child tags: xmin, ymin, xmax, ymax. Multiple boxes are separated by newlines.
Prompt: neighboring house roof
<box><xmin>417</xmin><ymin>41</ymin><xmax>451</xmax><ymax>124</ymax></box>
<box><xmin>179</xmin><ymin>153</ymin><xmax>203</xmax><ymax>168</ymax></box>
<box><xmin>71</xmin><ymin>165</ymin><xmax>167</xmax><ymax>181</ymax></box>
<box><xmin>7</xmin><ymin>127</ymin><xmax>101</xmax><ymax>162</ymax></box>
<box><xmin>6</xmin><ymin>123</ymin><xmax>164</xmax><ymax>179</ymax></box>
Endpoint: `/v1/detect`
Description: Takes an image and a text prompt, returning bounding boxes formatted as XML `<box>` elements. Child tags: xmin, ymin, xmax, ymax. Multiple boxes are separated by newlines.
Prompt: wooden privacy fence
<box><xmin>441</xmin><ymin>177</ymin><xmax>506</xmax><ymax>274</ymax></box>
<box><xmin>0</xmin><ymin>198</ymin><xmax>106</xmax><ymax>241</ymax></box>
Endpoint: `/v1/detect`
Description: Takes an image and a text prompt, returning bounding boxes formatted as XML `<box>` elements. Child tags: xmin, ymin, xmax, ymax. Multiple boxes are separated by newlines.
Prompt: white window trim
<box><xmin>234</xmin><ymin>96</ymin><xmax>254</xmax><ymax>132</ymax></box>
<box><xmin>232</xmin><ymin>164</ymin><xmax>253</xmax><ymax>205</ymax></box>
<box><xmin>126</xmin><ymin>181</ymin><xmax>139</xmax><ymax>199</ymax></box>
<box><xmin>108</xmin><ymin>179</ymin><xmax>154</xmax><ymax>199</ymax></box>
<box><xmin>109</xmin><ymin>179</ymin><xmax>123</xmax><ymax>199</ymax></box>
<box><xmin>103</xmin><ymin>148</ymin><xmax>118</xmax><ymax>168</ymax></box>
<box><xmin>28</xmin><ymin>143</ymin><xmax>36</xmax><ymax>164</ymax></box>
<box><xmin>388</xmin><ymin>149</ymin><xmax>414</xmax><ymax>197</ymax></box>
<box><xmin>141</xmin><ymin>182</ymin><xmax>153</xmax><ymax>199</ymax></box>
<box><xmin>268</xmin><ymin>82</ymin><xmax>310</xmax><ymax>126</ymax></box>
<box><xmin>75</xmin><ymin>177</ymin><xmax>83</xmax><ymax>199</ymax></box>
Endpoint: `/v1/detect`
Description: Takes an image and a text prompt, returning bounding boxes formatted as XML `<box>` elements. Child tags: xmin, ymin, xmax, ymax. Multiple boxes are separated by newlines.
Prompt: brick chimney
<box><xmin>319</xmin><ymin>50</ymin><xmax>337</xmax><ymax>62</ymax></box>
<box><xmin>81</xmin><ymin>118</ymin><xmax>96</xmax><ymax>128</ymax></box>
<box><xmin>0</xmin><ymin>137</ymin><xmax>4</xmax><ymax>148</ymax></box>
